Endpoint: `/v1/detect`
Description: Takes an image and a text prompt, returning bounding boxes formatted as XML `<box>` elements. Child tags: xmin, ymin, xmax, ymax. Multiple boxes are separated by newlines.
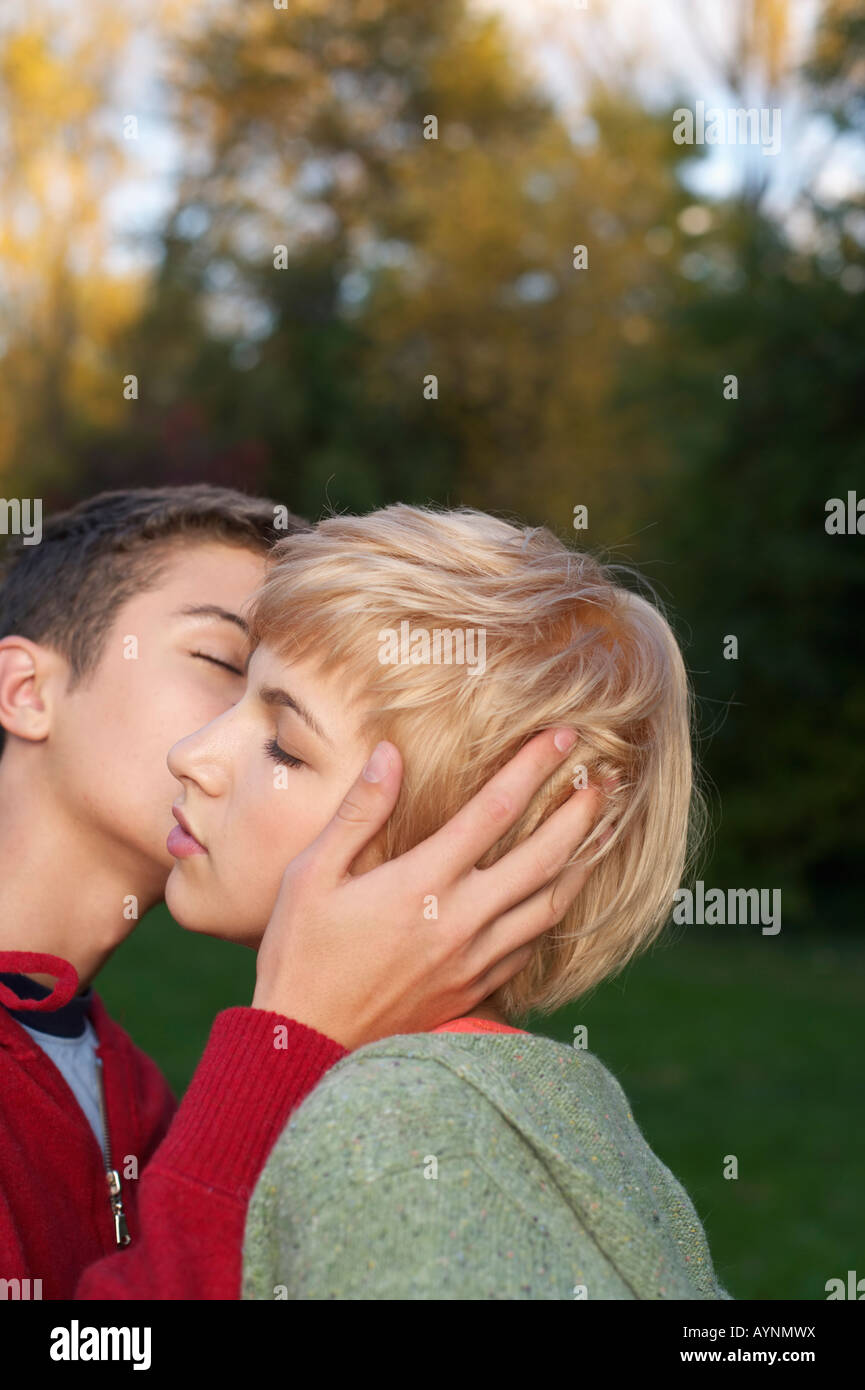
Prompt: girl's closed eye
<box><xmin>264</xmin><ymin>736</ymin><xmax>304</xmax><ymax>769</ymax></box>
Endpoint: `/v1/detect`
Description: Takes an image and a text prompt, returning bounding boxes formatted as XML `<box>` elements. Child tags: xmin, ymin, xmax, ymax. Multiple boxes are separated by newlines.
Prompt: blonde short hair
<box><xmin>248</xmin><ymin>505</ymin><xmax>705</xmax><ymax>1021</ymax></box>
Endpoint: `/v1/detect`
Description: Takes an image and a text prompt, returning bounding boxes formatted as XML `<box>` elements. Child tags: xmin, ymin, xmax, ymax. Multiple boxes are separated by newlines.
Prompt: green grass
<box><xmin>96</xmin><ymin>906</ymin><xmax>862</xmax><ymax>1302</ymax></box>
<box><xmin>96</xmin><ymin>905</ymin><xmax>257</xmax><ymax>1096</ymax></box>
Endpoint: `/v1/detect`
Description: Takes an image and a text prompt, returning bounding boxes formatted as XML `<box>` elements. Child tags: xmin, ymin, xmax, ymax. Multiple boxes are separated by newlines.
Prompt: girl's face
<box><xmin>165</xmin><ymin>643</ymin><xmax>375</xmax><ymax>944</ymax></box>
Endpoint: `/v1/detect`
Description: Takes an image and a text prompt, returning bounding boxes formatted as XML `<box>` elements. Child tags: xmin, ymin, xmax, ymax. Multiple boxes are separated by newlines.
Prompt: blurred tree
<box><xmin>110</xmin><ymin>0</ymin><xmax>694</xmax><ymax>539</ymax></box>
<box><xmin>0</xmin><ymin>8</ymin><xmax>150</xmax><ymax>494</ymax></box>
<box><xmin>619</xmin><ymin>0</ymin><xmax>865</xmax><ymax>911</ymax></box>
<box><xmin>805</xmin><ymin>0</ymin><xmax>865</xmax><ymax>133</ymax></box>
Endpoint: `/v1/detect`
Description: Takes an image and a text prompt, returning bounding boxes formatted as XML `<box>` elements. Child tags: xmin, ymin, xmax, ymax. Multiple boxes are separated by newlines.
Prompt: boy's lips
<box><xmin>168</xmin><ymin>806</ymin><xmax>207</xmax><ymax>858</ymax></box>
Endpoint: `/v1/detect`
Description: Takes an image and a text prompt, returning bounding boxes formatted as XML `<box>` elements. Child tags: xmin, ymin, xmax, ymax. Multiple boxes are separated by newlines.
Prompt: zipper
<box><xmin>95</xmin><ymin>1055</ymin><xmax>131</xmax><ymax>1247</ymax></box>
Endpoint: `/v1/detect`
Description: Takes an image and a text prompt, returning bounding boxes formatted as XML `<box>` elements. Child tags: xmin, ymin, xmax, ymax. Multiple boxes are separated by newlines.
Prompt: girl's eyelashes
<box><xmin>263</xmin><ymin>736</ymin><xmax>304</xmax><ymax>769</ymax></box>
<box><xmin>192</xmin><ymin>651</ymin><xmax>245</xmax><ymax>677</ymax></box>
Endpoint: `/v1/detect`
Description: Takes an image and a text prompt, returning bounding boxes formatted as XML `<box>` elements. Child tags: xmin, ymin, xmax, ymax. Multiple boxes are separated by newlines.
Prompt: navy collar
<box><xmin>0</xmin><ymin>972</ymin><xmax>94</xmax><ymax>1038</ymax></box>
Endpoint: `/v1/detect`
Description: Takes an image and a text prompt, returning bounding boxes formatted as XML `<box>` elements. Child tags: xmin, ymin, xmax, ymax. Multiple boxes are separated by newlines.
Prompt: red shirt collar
<box><xmin>0</xmin><ymin>952</ymin><xmax>80</xmax><ymax>1011</ymax></box>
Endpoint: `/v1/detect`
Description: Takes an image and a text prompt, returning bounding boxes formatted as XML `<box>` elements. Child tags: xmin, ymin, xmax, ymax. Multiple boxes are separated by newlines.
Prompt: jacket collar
<box><xmin>0</xmin><ymin>950</ymin><xmax>117</xmax><ymax>1057</ymax></box>
<box><xmin>0</xmin><ymin>951</ymin><xmax>79</xmax><ymax>1011</ymax></box>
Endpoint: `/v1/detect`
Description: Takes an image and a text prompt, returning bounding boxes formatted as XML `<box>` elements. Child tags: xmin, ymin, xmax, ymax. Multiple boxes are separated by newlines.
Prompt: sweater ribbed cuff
<box><xmin>148</xmin><ymin>1007</ymin><xmax>348</xmax><ymax>1199</ymax></box>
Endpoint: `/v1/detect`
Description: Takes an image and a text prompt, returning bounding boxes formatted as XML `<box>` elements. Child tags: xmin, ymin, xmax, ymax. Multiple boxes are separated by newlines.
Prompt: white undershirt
<box><xmin>20</xmin><ymin>1018</ymin><xmax>105</xmax><ymax>1150</ymax></box>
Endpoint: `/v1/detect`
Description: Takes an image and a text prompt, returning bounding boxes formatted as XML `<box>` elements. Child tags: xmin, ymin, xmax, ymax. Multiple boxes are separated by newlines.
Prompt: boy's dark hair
<box><xmin>0</xmin><ymin>485</ymin><xmax>309</xmax><ymax>756</ymax></box>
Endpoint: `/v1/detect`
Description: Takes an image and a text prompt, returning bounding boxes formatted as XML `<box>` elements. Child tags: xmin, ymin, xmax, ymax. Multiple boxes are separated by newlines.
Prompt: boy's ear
<box><xmin>0</xmin><ymin>635</ymin><xmax>67</xmax><ymax>744</ymax></box>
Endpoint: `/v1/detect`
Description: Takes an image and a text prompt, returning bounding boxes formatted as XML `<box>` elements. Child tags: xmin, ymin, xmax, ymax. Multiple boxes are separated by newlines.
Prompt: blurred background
<box><xmin>1</xmin><ymin>0</ymin><xmax>862</xmax><ymax>1299</ymax></box>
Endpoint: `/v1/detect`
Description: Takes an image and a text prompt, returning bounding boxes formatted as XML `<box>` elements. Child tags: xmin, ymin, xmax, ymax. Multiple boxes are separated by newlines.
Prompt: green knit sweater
<box><xmin>242</xmin><ymin>1031</ymin><xmax>733</xmax><ymax>1300</ymax></box>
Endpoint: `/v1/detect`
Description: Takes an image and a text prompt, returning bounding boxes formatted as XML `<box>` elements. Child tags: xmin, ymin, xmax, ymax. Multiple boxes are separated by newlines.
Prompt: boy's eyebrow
<box><xmin>175</xmin><ymin>604</ymin><xmax>250</xmax><ymax>635</ymax></box>
<box><xmin>258</xmin><ymin>685</ymin><xmax>330</xmax><ymax>745</ymax></box>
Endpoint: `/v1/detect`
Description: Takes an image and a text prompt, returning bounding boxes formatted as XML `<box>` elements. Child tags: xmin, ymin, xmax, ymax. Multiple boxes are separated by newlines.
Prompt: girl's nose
<box><xmin>167</xmin><ymin>714</ymin><xmax>232</xmax><ymax>795</ymax></box>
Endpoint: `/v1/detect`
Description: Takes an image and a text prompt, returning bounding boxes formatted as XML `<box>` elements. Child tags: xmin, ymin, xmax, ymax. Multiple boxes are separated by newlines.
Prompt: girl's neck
<box><xmin>465</xmin><ymin>997</ymin><xmax>510</xmax><ymax>1026</ymax></box>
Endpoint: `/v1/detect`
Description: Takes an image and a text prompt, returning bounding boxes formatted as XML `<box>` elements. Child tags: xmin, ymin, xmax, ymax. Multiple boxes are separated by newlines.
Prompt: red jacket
<box><xmin>0</xmin><ymin>951</ymin><xmax>348</xmax><ymax>1300</ymax></box>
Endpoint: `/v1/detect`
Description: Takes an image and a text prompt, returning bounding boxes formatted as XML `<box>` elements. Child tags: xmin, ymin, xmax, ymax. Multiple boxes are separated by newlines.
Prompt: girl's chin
<box><xmin>166</xmin><ymin>879</ymin><xmax>265</xmax><ymax>947</ymax></box>
<box><xmin>171</xmin><ymin>912</ymin><xmax>265</xmax><ymax>948</ymax></box>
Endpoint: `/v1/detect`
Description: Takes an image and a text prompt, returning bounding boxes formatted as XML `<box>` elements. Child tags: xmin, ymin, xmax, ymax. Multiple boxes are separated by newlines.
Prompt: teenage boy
<box><xmin>0</xmin><ymin>485</ymin><xmax>599</xmax><ymax>1300</ymax></box>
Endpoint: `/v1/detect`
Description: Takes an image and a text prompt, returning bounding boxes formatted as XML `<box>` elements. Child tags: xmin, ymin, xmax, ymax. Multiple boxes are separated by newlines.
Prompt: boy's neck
<box><xmin>0</xmin><ymin>758</ymin><xmax>165</xmax><ymax>992</ymax></box>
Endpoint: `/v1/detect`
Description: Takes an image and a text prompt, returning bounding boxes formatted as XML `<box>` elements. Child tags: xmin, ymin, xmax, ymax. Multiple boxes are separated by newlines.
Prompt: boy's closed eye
<box><xmin>191</xmin><ymin>650</ymin><xmax>246</xmax><ymax>677</ymax></box>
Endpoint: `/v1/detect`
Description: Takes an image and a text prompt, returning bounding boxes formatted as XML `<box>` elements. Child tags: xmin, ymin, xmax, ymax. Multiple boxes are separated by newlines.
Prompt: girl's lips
<box><xmin>167</xmin><ymin>821</ymin><xmax>207</xmax><ymax>858</ymax></box>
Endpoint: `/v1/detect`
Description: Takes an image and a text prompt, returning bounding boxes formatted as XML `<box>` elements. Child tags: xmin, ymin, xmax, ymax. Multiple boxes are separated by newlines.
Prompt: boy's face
<box><xmin>50</xmin><ymin>541</ymin><xmax>267</xmax><ymax>902</ymax></box>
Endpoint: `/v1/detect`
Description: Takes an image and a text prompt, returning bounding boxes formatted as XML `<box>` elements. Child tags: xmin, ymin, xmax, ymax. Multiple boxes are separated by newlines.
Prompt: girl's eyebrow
<box><xmin>175</xmin><ymin>604</ymin><xmax>250</xmax><ymax>635</ymax></box>
<box><xmin>258</xmin><ymin>684</ymin><xmax>331</xmax><ymax>745</ymax></box>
